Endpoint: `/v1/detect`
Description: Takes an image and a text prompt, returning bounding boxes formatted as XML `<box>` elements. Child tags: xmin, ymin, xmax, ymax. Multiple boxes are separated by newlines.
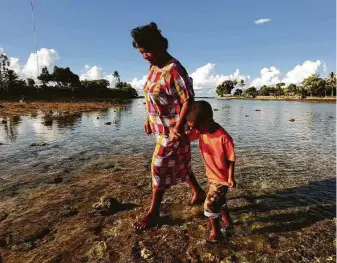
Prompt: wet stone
<box><xmin>31</xmin><ymin>142</ymin><xmax>47</xmax><ymax>147</ymax></box>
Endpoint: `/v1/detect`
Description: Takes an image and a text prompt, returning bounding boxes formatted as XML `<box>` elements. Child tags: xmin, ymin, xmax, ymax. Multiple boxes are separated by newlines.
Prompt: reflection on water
<box><xmin>0</xmin><ymin>99</ymin><xmax>335</xmax><ymax>189</ymax></box>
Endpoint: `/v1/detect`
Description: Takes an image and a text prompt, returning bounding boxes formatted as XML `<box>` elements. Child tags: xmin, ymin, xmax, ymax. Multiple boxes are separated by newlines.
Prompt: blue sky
<box><xmin>0</xmin><ymin>0</ymin><xmax>335</xmax><ymax>95</ymax></box>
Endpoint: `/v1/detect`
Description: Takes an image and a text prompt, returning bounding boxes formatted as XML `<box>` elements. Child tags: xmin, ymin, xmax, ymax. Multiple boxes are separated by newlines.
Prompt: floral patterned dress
<box><xmin>144</xmin><ymin>58</ymin><xmax>195</xmax><ymax>190</ymax></box>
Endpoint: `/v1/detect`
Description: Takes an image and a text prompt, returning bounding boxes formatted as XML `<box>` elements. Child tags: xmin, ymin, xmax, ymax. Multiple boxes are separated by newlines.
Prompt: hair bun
<box><xmin>149</xmin><ymin>22</ymin><xmax>158</xmax><ymax>29</ymax></box>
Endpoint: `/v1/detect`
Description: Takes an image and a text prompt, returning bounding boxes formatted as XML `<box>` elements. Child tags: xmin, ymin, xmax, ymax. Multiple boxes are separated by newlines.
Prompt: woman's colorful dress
<box><xmin>144</xmin><ymin>59</ymin><xmax>195</xmax><ymax>190</ymax></box>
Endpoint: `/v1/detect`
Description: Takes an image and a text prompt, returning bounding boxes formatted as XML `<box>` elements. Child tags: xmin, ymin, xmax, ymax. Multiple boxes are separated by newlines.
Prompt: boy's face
<box><xmin>187</xmin><ymin>120</ymin><xmax>199</xmax><ymax>130</ymax></box>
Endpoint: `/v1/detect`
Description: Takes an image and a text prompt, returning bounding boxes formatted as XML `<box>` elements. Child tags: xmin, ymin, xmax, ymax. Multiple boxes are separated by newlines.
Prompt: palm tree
<box><xmin>113</xmin><ymin>71</ymin><xmax>120</xmax><ymax>83</ymax></box>
<box><xmin>239</xmin><ymin>79</ymin><xmax>245</xmax><ymax>88</ymax></box>
<box><xmin>327</xmin><ymin>72</ymin><xmax>336</xmax><ymax>96</ymax></box>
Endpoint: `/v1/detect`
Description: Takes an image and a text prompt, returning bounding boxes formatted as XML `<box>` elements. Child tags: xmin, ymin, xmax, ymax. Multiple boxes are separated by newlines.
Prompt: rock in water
<box><xmin>289</xmin><ymin>118</ymin><xmax>295</xmax><ymax>122</ymax></box>
<box><xmin>31</xmin><ymin>142</ymin><xmax>47</xmax><ymax>147</ymax></box>
<box><xmin>105</xmin><ymin>122</ymin><xmax>111</xmax><ymax>125</ymax></box>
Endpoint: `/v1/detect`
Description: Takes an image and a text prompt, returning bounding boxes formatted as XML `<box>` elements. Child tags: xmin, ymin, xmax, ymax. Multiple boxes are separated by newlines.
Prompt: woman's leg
<box><xmin>186</xmin><ymin>173</ymin><xmax>206</xmax><ymax>205</ymax></box>
<box><xmin>133</xmin><ymin>189</ymin><xmax>165</xmax><ymax>230</ymax></box>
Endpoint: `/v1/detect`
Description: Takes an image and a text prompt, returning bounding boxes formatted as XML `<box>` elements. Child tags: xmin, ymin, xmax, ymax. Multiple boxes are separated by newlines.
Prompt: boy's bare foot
<box><xmin>207</xmin><ymin>231</ymin><xmax>224</xmax><ymax>243</ymax></box>
<box><xmin>188</xmin><ymin>190</ymin><xmax>206</xmax><ymax>206</ymax></box>
<box><xmin>133</xmin><ymin>213</ymin><xmax>159</xmax><ymax>230</ymax></box>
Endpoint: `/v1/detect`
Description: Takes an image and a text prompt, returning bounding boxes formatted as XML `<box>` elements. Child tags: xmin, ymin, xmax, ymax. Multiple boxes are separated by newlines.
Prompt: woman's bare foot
<box><xmin>133</xmin><ymin>213</ymin><xmax>159</xmax><ymax>230</ymax></box>
<box><xmin>189</xmin><ymin>190</ymin><xmax>206</xmax><ymax>206</ymax></box>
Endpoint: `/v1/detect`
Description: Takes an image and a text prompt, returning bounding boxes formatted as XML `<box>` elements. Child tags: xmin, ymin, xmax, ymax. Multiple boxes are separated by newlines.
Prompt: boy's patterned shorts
<box><xmin>204</xmin><ymin>182</ymin><xmax>228</xmax><ymax>218</ymax></box>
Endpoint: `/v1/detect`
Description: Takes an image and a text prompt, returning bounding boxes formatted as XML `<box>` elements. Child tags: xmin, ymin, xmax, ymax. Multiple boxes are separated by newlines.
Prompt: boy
<box><xmin>186</xmin><ymin>100</ymin><xmax>236</xmax><ymax>242</ymax></box>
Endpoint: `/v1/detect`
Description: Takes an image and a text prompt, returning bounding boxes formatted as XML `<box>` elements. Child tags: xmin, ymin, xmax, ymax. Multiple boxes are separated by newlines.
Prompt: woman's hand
<box><xmin>144</xmin><ymin>119</ymin><xmax>152</xmax><ymax>135</ymax></box>
<box><xmin>169</xmin><ymin>127</ymin><xmax>180</xmax><ymax>141</ymax></box>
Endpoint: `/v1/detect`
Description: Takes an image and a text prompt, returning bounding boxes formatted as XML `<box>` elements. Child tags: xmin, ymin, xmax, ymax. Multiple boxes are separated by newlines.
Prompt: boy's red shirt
<box><xmin>189</xmin><ymin>124</ymin><xmax>236</xmax><ymax>185</ymax></box>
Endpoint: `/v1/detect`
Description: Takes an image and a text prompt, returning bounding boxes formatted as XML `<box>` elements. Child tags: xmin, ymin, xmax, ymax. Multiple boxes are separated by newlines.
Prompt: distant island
<box><xmin>0</xmin><ymin>53</ymin><xmax>138</xmax><ymax>101</ymax></box>
<box><xmin>214</xmin><ymin>73</ymin><xmax>336</xmax><ymax>102</ymax></box>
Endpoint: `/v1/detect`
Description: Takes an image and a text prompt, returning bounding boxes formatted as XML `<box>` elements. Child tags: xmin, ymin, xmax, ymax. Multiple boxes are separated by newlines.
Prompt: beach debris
<box><xmin>105</xmin><ymin>122</ymin><xmax>111</xmax><ymax>125</ymax></box>
<box><xmin>140</xmin><ymin>242</ymin><xmax>153</xmax><ymax>259</ymax></box>
<box><xmin>31</xmin><ymin>142</ymin><xmax>47</xmax><ymax>147</ymax></box>
<box><xmin>43</xmin><ymin>120</ymin><xmax>53</xmax><ymax>126</ymax></box>
<box><xmin>255</xmin><ymin>109</ymin><xmax>261</xmax><ymax>111</ymax></box>
<box><xmin>289</xmin><ymin>118</ymin><xmax>295</xmax><ymax>122</ymax></box>
<box><xmin>86</xmin><ymin>241</ymin><xmax>107</xmax><ymax>260</ymax></box>
<box><xmin>92</xmin><ymin>196</ymin><xmax>121</xmax><ymax>211</ymax></box>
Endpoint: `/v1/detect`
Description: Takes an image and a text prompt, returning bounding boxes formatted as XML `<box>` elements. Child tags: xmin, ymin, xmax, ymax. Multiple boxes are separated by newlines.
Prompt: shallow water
<box><xmin>0</xmin><ymin>99</ymin><xmax>336</xmax><ymax>262</ymax></box>
<box><xmin>0</xmin><ymin>98</ymin><xmax>335</xmax><ymax>197</ymax></box>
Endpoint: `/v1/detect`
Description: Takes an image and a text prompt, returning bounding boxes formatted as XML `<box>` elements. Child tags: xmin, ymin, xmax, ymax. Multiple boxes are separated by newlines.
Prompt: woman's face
<box><xmin>137</xmin><ymin>47</ymin><xmax>161</xmax><ymax>65</ymax></box>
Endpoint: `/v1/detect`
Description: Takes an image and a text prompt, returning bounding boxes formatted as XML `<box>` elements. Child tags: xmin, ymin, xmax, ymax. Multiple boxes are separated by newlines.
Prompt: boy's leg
<box><xmin>186</xmin><ymin>173</ymin><xmax>206</xmax><ymax>205</ymax></box>
<box><xmin>208</xmin><ymin>217</ymin><xmax>223</xmax><ymax>242</ymax></box>
<box><xmin>204</xmin><ymin>183</ymin><xmax>225</xmax><ymax>242</ymax></box>
<box><xmin>133</xmin><ymin>189</ymin><xmax>165</xmax><ymax>230</ymax></box>
<box><xmin>221</xmin><ymin>204</ymin><xmax>234</xmax><ymax>228</ymax></box>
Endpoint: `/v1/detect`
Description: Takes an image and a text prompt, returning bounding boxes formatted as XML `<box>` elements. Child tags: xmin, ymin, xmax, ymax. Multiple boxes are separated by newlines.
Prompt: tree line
<box><xmin>216</xmin><ymin>73</ymin><xmax>336</xmax><ymax>98</ymax></box>
<box><xmin>0</xmin><ymin>53</ymin><xmax>138</xmax><ymax>100</ymax></box>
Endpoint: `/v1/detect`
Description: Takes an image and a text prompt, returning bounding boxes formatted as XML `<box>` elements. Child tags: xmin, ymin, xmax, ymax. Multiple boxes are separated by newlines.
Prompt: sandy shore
<box><xmin>0</xmin><ymin>101</ymin><xmax>132</xmax><ymax>118</ymax></box>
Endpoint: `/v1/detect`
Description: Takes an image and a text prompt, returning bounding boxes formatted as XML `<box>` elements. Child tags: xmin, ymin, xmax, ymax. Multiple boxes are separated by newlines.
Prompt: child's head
<box><xmin>186</xmin><ymin>100</ymin><xmax>213</xmax><ymax>130</ymax></box>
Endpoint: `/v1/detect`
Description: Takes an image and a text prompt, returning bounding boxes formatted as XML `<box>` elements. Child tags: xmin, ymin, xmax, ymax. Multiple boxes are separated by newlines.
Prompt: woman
<box><xmin>131</xmin><ymin>22</ymin><xmax>205</xmax><ymax>230</ymax></box>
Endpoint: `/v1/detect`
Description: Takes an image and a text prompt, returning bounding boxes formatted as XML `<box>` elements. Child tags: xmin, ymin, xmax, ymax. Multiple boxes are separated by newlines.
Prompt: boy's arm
<box><xmin>227</xmin><ymin>161</ymin><xmax>236</xmax><ymax>188</ymax></box>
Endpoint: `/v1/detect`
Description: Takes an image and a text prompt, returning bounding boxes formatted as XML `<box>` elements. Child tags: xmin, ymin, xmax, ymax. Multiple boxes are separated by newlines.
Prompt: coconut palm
<box><xmin>113</xmin><ymin>71</ymin><xmax>120</xmax><ymax>83</ymax></box>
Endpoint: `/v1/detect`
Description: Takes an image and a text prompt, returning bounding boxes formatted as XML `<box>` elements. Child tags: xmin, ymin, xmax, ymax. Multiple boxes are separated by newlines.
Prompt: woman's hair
<box><xmin>131</xmin><ymin>22</ymin><xmax>168</xmax><ymax>51</ymax></box>
<box><xmin>186</xmin><ymin>100</ymin><xmax>213</xmax><ymax>125</ymax></box>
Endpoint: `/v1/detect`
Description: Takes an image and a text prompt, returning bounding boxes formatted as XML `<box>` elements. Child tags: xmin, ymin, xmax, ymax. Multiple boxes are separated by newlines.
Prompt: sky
<box><xmin>0</xmin><ymin>0</ymin><xmax>335</xmax><ymax>96</ymax></box>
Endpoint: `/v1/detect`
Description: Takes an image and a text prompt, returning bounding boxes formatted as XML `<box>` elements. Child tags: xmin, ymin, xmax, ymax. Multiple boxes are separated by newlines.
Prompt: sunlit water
<box><xmin>0</xmin><ymin>99</ymin><xmax>335</xmax><ymax>212</ymax></box>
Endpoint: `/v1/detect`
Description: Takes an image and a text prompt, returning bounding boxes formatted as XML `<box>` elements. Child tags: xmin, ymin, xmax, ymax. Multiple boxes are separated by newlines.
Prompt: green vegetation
<box><xmin>216</xmin><ymin>73</ymin><xmax>336</xmax><ymax>98</ymax></box>
<box><xmin>0</xmin><ymin>53</ymin><xmax>138</xmax><ymax>100</ymax></box>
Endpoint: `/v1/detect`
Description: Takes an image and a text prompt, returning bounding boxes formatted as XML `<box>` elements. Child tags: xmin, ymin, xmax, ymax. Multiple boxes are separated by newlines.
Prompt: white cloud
<box><xmin>22</xmin><ymin>48</ymin><xmax>59</xmax><ymax>79</ymax></box>
<box><xmin>79</xmin><ymin>65</ymin><xmax>119</xmax><ymax>87</ymax></box>
<box><xmin>250</xmin><ymin>66</ymin><xmax>281</xmax><ymax>88</ymax></box>
<box><xmin>255</xmin><ymin>18</ymin><xmax>272</xmax><ymax>24</ymax></box>
<box><xmin>190</xmin><ymin>64</ymin><xmax>250</xmax><ymax>96</ymax></box>
<box><xmin>104</xmin><ymin>73</ymin><xmax>119</xmax><ymax>87</ymax></box>
<box><xmin>130</xmin><ymin>75</ymin><xmax>147</xmax><ymax>91</ymax></box>
<box><xmin>80</xmin><ymin>65</ymin><xmax>103</xmax><ymax>80</ymax></box>
<box><xmin>282</xmin><ymin>60</ymin><xmax>324</xmax><ymax>85</ymax></box>
<box><xmin>1</xmin><ymin>47</ymin><xmax>58</xmax><ymax>80</ymax></box>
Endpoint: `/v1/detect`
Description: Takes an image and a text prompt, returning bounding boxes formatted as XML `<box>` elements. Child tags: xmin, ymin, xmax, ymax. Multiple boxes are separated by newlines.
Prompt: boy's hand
<box><xmin>144</xmin><ymin>120</ymin><xmax>152</xmax><ymax>135</ymax></box>
<box><xmin>228</xmin><ymin>179</ymin><xmax>236</xmax><ymax>189</ymax></box>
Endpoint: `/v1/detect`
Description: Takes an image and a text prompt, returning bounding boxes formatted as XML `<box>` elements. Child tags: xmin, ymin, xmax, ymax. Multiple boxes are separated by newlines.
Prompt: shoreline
<box><xmin>217</xmin><ymin>96</ymin><xmax>336</xmax><ymax>103</ymax></box>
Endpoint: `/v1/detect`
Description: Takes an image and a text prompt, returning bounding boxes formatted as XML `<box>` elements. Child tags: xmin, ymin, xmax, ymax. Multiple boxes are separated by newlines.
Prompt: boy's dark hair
<box><xmin>186</xmin><ymin>100</ymin><xmax>213</xmax><ymax>125</ymax></box>
<box><xmin>131</xmin><ymin>22</ymin><xmax>168</xmax><ymax>51</ymax></box>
